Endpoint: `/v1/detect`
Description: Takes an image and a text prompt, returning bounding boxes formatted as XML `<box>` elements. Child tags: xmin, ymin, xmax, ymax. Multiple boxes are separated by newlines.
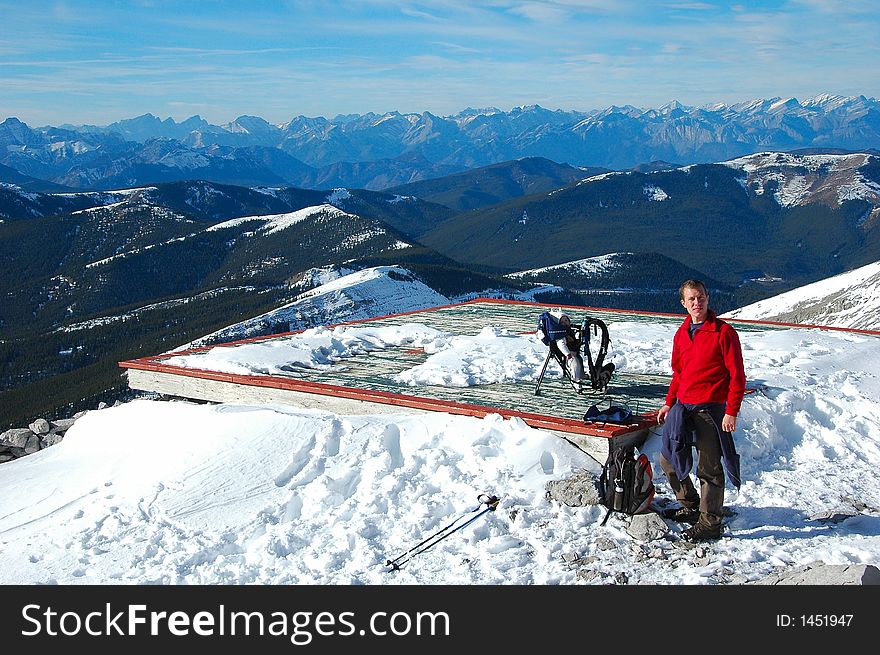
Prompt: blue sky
<box><xmin>2</xmin><ymin>0</ymin><xmax>878</xmax><ymax>126</ymax></box>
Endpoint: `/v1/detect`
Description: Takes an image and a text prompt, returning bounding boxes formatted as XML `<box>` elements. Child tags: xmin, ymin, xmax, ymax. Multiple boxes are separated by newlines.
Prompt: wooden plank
<box><xmin>126</xmin><ymin>368</ymin><xmax>436</xmax><ymax>417</ymax></box>
<box><xmin>124</xmin><ymin>361</ymin><xmax>656</xmax><ymax>439</ymax></box>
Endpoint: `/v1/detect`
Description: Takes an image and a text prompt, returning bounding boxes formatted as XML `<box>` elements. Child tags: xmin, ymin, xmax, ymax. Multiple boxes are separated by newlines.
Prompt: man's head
<box><xmin>679</xmin><ymin>279</ymin><xmax>709</xmax><ymax>323</ymax></box>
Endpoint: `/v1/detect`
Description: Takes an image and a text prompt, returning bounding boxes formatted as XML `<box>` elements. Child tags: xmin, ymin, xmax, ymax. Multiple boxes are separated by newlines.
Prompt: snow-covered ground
<box><xmin>2</xmin><ymin>315</ymin><xmax>879</xmax><ymax>587</ymax></box>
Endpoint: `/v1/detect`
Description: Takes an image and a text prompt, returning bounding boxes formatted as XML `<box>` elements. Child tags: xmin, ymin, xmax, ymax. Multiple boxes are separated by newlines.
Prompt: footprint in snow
<box><xmin>540</xmin><ymin>450</ymin><xmax>555</xmax><ymax>474</ymax></box>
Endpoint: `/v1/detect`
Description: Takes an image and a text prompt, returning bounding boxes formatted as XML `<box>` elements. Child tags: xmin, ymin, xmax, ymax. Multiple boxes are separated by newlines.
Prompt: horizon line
<box><xmin>4</xmin><ymin>92</ymin><xmax>878</xmax><ymax>129</ymax></box>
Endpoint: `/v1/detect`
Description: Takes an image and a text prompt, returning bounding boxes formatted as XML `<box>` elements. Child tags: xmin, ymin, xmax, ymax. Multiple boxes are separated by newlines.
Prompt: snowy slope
<box><xmin>507</xmin><ymin>253</ymin><xmax>627</xmax><ymax>279</ymax></box>
<box><xmin>723</xmin><ymin>261</ymin><xmax>880</xmax><ymax>331</ymax></box>
<box><xmin>182</xmin><ymin>265</ymin><xmax>450</xmax><ymax>348</ymax></box>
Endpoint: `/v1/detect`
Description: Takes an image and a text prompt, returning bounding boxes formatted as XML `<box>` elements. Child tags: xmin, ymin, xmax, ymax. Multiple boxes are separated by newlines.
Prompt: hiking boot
<box><xmin>681</xmin><ymin>523</ymin><xmax>722</xmax><ymax>543</ymax></box>
<box><xmin>662</xmin><ymin>506</ymin><xmax>700</xmax><ymax>524</ymax></box>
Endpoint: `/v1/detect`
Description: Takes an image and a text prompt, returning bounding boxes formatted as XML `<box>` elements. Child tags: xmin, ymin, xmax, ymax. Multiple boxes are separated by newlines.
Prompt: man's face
<box><xmin>681</xmin><ymin>286</ymin><xmax>709</xmax><ymax>323</ymax></box>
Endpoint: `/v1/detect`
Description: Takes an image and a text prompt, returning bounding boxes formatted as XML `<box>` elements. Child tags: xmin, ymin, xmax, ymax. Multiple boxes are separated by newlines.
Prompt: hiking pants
<box><xmin>659</xmin><ymin>410</ymin><xmax>725</xmax><ymax>530</ymax></box>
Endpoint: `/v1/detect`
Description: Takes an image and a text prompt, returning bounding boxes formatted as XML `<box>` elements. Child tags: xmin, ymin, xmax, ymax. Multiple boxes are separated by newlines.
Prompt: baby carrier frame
<box><xmin>535</xmin><ymin>311</ymin><xmax>615</xmax><ymax>396</ymax></box>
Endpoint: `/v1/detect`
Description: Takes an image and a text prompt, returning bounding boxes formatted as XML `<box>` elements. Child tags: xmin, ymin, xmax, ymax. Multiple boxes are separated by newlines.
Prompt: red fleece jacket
<box><xmin>664</xmin><ymin>310</ymin><xmax>746</xmax><ymax>416</ymax></box>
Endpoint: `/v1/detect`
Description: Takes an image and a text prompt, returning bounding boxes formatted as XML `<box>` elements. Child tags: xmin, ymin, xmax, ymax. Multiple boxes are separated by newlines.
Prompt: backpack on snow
<box><xmin>598</xmin><ymin>432</ymin><xmax>655</xmax><ymax>526</ymax></box>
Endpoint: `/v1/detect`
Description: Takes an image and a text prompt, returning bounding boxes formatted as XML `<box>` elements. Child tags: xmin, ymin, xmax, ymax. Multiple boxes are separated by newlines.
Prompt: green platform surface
<box><xmin>248</xmin><ymin>300</ymin><xmax>780</xmax><ymax>422</ymax></box>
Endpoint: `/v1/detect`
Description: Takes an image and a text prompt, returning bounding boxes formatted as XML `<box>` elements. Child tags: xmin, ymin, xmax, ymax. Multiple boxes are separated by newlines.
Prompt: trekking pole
<box><xmin>385</xmin><ymin>493</ymin><xmax>501</xmax><ymax>572</ymax></box>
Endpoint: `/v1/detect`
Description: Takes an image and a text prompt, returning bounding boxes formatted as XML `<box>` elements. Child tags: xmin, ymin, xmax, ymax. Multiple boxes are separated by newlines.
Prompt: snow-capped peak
<box><xmin>721</xmin><ymin>151</ymin><xmax>880</xmax><ymax>208</ymax></box>
<box><xmin>206</xmin><ymin>204</ymin><xmax>353</xmax><ymax>235</ymax></box>
<box><xmin>181</xmin><ymin>265</ymin><xmax>450</xmax><ymax>348</ymax></box>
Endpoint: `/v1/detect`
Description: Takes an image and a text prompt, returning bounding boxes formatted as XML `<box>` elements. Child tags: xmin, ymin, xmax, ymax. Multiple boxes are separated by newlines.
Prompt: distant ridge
<box><xmin>386</xmin><ymin>157</ymin><xmax>603</xmax><ymax>214</ymax></box>
<box><xmin>0</xmin><ymin>163</ymin><xmax>74</xmax><ymax>193</ymax></box>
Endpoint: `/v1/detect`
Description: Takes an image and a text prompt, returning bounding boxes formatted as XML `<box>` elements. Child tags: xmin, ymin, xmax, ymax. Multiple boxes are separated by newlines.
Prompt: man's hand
<box><xmin>722</xmin><ymin>413</ymin><xmax>737</xmax><ymax>432</ymax></box>
<box><xmin>657</xmin><ymin>404</ymin><xmax>671</xmax><ymax>424</ymax></box>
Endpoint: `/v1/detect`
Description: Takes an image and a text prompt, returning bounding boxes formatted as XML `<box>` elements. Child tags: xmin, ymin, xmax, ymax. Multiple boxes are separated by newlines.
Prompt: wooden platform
<box><xmin>119</xmin><ymin>299</ymin><xmax>780</xmax><ymax>461</ymax></box>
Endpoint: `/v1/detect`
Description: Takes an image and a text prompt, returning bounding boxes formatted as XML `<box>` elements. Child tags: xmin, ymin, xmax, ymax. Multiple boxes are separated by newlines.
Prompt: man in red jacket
<box><xmin>657</xmin><ymin>279</ymin><xmax>746</xmax><ymax>542</ymax></box>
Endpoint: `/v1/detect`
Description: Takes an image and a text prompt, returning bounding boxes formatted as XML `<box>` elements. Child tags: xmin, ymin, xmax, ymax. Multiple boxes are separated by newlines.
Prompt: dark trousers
<box><xmin>659</xmin><ymin>410</ymin><xmax>725</xmax><ymax>529</ymax></box>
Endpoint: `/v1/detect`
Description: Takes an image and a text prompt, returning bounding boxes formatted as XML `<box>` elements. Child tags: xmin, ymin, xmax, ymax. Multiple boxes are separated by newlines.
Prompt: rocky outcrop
<box><xmin>544</xmin><ymin>468</ymin><xmax>603</xmax><ymax>507</ymax></box>
<box><xmin>0</xmin><ymin>408</ymin><xmax>95</xmax><ymax>463</ymax></box>
<box><xmin>752</xmin><ymin>562</ymin><xmax>880</xmax><ymax>585</ymax></box>
<box><xmin>545</xmin><ymin>469</ymin><xmax>672</xmax><ymax>542</ymax></box>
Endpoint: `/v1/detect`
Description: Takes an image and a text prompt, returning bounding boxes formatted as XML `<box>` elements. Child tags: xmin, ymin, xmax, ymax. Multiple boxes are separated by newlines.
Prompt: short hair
<box><xmin>679</xmin><ymin>279</ymin><xmax>708</xmax><ymax>301</ymax></box>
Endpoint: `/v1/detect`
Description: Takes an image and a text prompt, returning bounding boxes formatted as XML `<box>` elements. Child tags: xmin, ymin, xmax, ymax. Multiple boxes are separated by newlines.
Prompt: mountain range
<box><xmin>3</xmin><ymin>94</ymin><xmax>880</xmax><ymax>191</ymax></box>
<box><xmin>419</xmin><ymin>151</ymin><xmax>880</xmax><ymax>289</ymax></box>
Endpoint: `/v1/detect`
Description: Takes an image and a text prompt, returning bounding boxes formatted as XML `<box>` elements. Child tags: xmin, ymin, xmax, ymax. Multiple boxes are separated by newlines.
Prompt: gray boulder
<box><xmin>545</xmin><ymin>469</ymin><xmax>602</xmax><ymax>507</ymax></box>
<box><xmin>29</xmin><ymin>418</ymin><xmax>51</xmax><ymax>435</ymax></box>
<box><xmin>807</xmin><ymin>509</ymin><xmax>859</xmax><ymax>524</ymax></box>
<box><xmin>753</xmin><ymin>562</ymin><xmax>880</xmax><ymax>585</ymax></box>
<box><xmin>50</xmin><ymin>418</ymin><xmax>77</xmax><ymax>432</ymax></box>
<box><xmin>24</xmin><ymin>434</ymin><xmax>41</xmax><ymax>454</ymax></box>
<box><xmin>626</xmin><ymin>512</ymin><xmax>670</xmax><ymax>541</ymax></box>
<box><xmin>41</xmin><ymin>432</ymin><xmax>65</xmax><ymax>448</ymax></box>
<box><xmin>1</xmin><ymin>428</ymin><xmax>34</xmax><ymax>449</ymax></box>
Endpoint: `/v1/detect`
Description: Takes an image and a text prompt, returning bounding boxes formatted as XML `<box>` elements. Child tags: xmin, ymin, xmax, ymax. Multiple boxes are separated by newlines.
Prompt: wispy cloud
<box><xmin>663</xmin><ymin>2</ymin><xmax>716</xmax><ymax>9</ymax></box>
<box><xmin>1</xmin><ymin>0</ymin><xmax>877</xmax><ymax>125</ymax></box>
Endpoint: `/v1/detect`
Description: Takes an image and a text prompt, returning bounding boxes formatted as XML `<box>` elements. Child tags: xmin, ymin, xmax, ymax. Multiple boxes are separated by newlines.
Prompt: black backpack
<box><xmin>598</xmin><ymin>432</ymin><xmax>655</xmax><ymax>525</ymax></box>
